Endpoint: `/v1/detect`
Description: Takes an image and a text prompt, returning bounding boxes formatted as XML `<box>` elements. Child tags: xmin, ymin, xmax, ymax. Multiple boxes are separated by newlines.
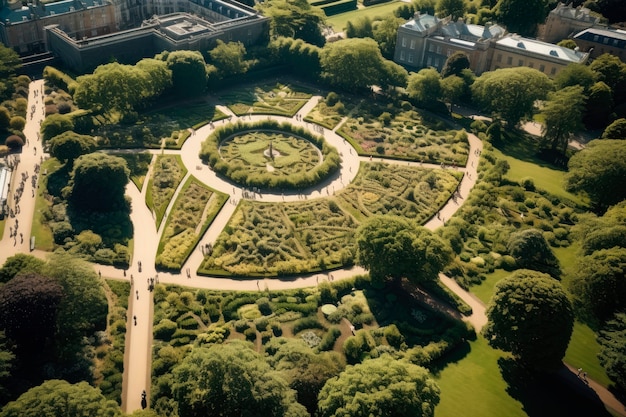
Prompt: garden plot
<box><xmin>220</xmin><ymin>82</ymin><xmax>314</xmax><ymax>117</ymax></box>
<box><xmin>145</xmin><ymin>155</ymin><xmax>188</xmax><ymax>228</ymax></box>
<box><xmin>338</xmin><ymin>104</ymin><xmax>469</xmax><ymax>165</ymax></box>
<box><xmin>303</xmin><ymin>94</ymin><xmax>361</xmax><ymax>130</ymax></box>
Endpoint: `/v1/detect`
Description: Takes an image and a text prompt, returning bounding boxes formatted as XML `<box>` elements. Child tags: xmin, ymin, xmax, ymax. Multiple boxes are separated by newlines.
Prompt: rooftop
<box><xmin>574</xmin><ymin>27</ymin><xmax>626</xmax><ymax>43</ymax></box>
<box><xmin>1</xmin><ymin>0</ymin><xmax>108</xmax><ymax>24</ymax></box>
<box><xmin>497</xmin><ymin>35</ymin><xmax>588</xmax><ymax>63</ymax></box>
<box><xmin>401</xmin><ymin>13</ymin><xmax>440</xmax><ymax>33</ymax></box>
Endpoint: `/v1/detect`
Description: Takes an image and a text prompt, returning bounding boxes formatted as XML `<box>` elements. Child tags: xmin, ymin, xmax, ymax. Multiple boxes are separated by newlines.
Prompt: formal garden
<box><xmin>219</xmin><ymin>82</ymin><xmax>315</xmax><ymax>117</ymax></box>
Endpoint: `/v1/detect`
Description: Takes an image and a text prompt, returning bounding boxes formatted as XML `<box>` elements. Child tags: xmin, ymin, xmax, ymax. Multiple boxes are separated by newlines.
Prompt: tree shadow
<box><xmin>498</xmin><ymin>357</ymin><xmax>612</xmax><ymax>417</ymax></box>
<box><xmin>494</xmin><ymin>130</ymin><xmax>568</xmax><ymax>171</ymax></box>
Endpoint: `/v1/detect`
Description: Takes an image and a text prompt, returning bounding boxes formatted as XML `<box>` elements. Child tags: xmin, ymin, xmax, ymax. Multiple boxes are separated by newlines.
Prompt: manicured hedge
<box><xmin>199</xmin><ymin>120</ymin><xmax>341</xmax><ymax>190</ymax></box>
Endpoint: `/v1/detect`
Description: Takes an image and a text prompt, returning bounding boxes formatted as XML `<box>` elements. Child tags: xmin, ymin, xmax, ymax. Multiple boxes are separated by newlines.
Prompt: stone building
<box><xmin>394</xmin><ymin>12</ymin><xmax>589</xmax><ymax>78</ymax></box>
<box><xmin>0</xmin><ymin>0</ymin><xmax>116</xmax><ymax>55</ymax></box>
<box><xmin>573</xmin><ymin>27</ymin><xmax>626</xmax><ymax>61</ymax></box>
<box><xmin>537</xmin><ymin>2</ymin><xmax>601</xmax><ymax>44</ymax></box>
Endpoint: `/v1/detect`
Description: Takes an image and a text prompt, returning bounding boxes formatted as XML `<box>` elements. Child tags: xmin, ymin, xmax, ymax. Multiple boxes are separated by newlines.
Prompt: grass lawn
<box><xmin>470</xmin><ymin>269</ymin><xmax>509</xmax><ymax>305</ymax></box>
<box><xmin>434</xmin><ymin>336</ymin><xmax>526</xmax><ymax>417</ymax></box>
<box><xmin>491</xmin><ymin>146</ymin><xmax>586</xmax><ymax>207</ymax></box>
<box><xmin>326</xmin><ymin>1</ymin><xmax>403</xmax><ymax>32</ymax></box>
<box><xmin>32</xmin><ymin>158</ymin><xmax>61</xmax><ymax>251</ymax></box>
<box><xmin>565</xmin><ymin>321</ymin><xmax>611</xmax><ymax>387</ymax></box>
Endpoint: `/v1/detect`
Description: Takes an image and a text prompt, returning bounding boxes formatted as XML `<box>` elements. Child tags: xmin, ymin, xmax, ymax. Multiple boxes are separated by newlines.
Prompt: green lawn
<box><xmin>326</xmin><ymin>1</ymin><xmax>404</xmax><ymax>32</ymax></box>
<box><xmin>565</xmin><ymin>321</ymin><xmax>611</xmax><ymax>387</ymax></box>
<box><xmin>470</xmin><ymin>269</ymin><xmax>509</xmax><ymax>305</ymax></box>
<box><xmin>434</xmin><ymin>336</ymin><xmax>526</xmax><ymax>417</ymax></box>
<box><xmin>32</xmin><ymin>158</ymin><xmax>61</xmax><ymax>251</ymax></box>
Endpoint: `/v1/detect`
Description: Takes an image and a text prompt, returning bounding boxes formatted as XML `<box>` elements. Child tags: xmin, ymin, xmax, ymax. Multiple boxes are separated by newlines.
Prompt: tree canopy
<box><xmin>507</xmin><ymin>228</ymin><xmax>561</xmax><ymax>278</ymax></box>
<box><xmin>257</xmin><ymin>0</ymin><xmax>326</xmax><ymax>46</ymax></box>
<box><xmin>0</xmin><ymin>254</ymin><xmax>45</xmax><ymax>283</ymax></box>
<box><xmin>0</xmin><ymin>380</ymin><xmax>121</xmax><ymax>417</ymax></box>
<box><xmin>602</xmin><ymin>118</ymin><xmax>626</xmax><ymax>139</ymax></box>
<box><xmin>554</xmin><ymin>63</ymin><xmax>595</xmax><ymax>92</ymax></box>
<box><xmin>484</xmin><ymin>269</ymin><xmax>574</xmax><ymax>369</ymax></box>
<box><xmin>373</xmin><ymin>15</ymin><xmax>403</xmax><ymax>59</ymax></box>
<box><xmin>40</xmin><ymin>114</ymin><xmax>75</xmax><ymax>142</ymax></box>
<box><xmin>565</xmin><ymin>139</ymin><xmax>626</xmax><ymax>212</ymax></box>
<box><xmin>496</xmin><ymin>0</ymin><xmax>548</xmax><ymax>36</ymax></box>
<box><xmin>471</xmin><ymin>67</ymin><xmax>552</xmax><ymax>126</ymax></box>
<box><xmin>441</xmin><ymin>52</ymin><xmax>470</xmax><ymax>78</ymax></box>
<box><xmin>436</xmin><ymin>0</ymin><xmax>466</xmax><ymax>20</ymax></box>
<box><xmin>65</xmin><ymin>153</ymin><xmax>130</xmax><ymax>212</ymax></box>
<box><xmin>540</xmin><ymin>85</ymin><xmax>586</xmax><ymax>154</ymax></box>
<box><xmin>209</xmin><ymin>40</ymin><xmax>249</xmax><ymax>78</ymax></box>
<box><xmin>407</xmin><ymin>68</ymin><xmax>442</xmax><ymax>105</ymax></box>
<box><xmin>320</xmin><ymin>38</ymin><xmax>407</xmax><ymax>91</ymax></box>
<box><xmin>0</xmin><ymin>44</ymin><xmax>20</xmax><ymax>101</ymax></box>
<box><xmin>598</xmin><ymin>313</ymin><xmax>626</xmax><ymax>396</ymax></box>
<box><xmin>161</xmin><ymin>50</ymin><xmax>208</xmax><ymax>96</ymax></box>
<box><xmin>317</xmin><ymin>355</ymin><xmax>440</xmax><ymax>417</ymax></box>
<box><xmin>172</xmin><ymin>342</ymin><xmax>308</xmax><ymax>417</ymax></box>
<box><xmin>356</xmin><ymin>215</ymin><xmax>452</xmax><ymax>285</ymax></box>
<box><xmin>48</xmin><ymin>131</ymin><xmax>97</xmax><ymax>166</ymax></box>
<box><xmin>570</xmin><ymin>248</ymin><xmax>626</xmax><ymax>321</ymax></box>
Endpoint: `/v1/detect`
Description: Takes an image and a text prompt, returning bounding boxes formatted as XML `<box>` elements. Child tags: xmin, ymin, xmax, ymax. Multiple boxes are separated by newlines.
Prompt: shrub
<box><xmin>317</xmin><ymin>326</ymin><xmax>341</xmax><ymax>352</ymax></box>
<box><xmin>326</xmin><ymin>92</ymin><xmax>339</xmax><ymax>106</ymax></box>
<box><xmin>292</xmin><ymin>317</ymin><xmax>324</xmax><ymax>334</ymax></box>
<box><xmin>384</xmin><ymin>324</ymin><xmax>404</xmax><ymax>348</ymax></box>
<box><xmin>234</xmin><ymin>319</ymin><xmax>249</xmax><ymax>332</ymax></box>
<box><xmin>5</xmin><ymin>135</ymin><xmax>23</xmax><ymax>149</ymax></box>
<box><xmin>521</xmin><ymin>177</ymin><xmax>535</xmax><ymax>191</ymax></box>
<box><xmin>256</xmin><ymin>297</ymin><xmax>272</xmax><ymax>315</ymax></box>
<box><xmin>154</xmin><ymin>319</ymin><xmax>178</xmax><ymax>341</ymax></box>
<box><xmin>244</xmin><ymin>327</ymin><xmax>257</xmax><ymax>341</ymax></box>
<box><xmin>9</xmin><ymin>116</ymin><xmax>25</xmax><ymax>131</ymax></box>
<box><xmin>255</xmin><ymin>317</ymin><xmax>269</xmax><ymax>331</ymax></box>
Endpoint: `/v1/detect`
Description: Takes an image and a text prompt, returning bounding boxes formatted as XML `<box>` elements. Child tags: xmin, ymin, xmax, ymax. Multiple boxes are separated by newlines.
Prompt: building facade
<box><xmin>573</xmin><ymin>27</ymin><xmax>626</xmax><ymax>61</ymax></box>
<box><xmin>537</xmin><ymin>2</ymin><xmax>600</xmax><ymax>44</ymax></box>
<box><xmin>394</xmin><ymin>12</ymin><xmax>589</xmax><ymax>78</ymax></box>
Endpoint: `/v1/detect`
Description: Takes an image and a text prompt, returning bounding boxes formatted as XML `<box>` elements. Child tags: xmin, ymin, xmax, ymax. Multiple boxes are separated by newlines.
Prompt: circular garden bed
<box><xmin>199</xmin><ymin>120</ymin><xmax>341</xmax><ymax>190</ymax></box>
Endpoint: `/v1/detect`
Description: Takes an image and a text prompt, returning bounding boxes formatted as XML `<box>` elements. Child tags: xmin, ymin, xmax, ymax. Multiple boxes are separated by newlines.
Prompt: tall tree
<box><xmin>496</xmin><ymin>0</ymin><xmax>548</xmax><ymax>36</ymax></box>
<box><xmin>441</xmin><ymin>52</ymin><xmax>470</xmax><ymax>78</ymax></box>
<box><xmin>441</xmin><ymin>75</ymin><xmax>465</xmax><ymax>106</ymax></box>
<box><xmin>162</xmin><ymin>50</ymin><xmax>208</xmax><ymax>96</ymax></box>
<box><xmin>172</xmin><ymin>342</ymin><xmax>308</xmax><ymax>417</ymax></box>
<box><xmin>0</xmin><ymin>254</ymin><xmax>45</xmax><ymax>284</ymax></box>
<box><xmin>507</xmin><ymin>228</ymin><xmax>561</xmax><ymax>278</ymax></box>
<box><xmin>317</xmin><ymin>355</ymin><xmax>440</xmax><ymax>417</ymax></box>
<box><xmin>48</xmin><ymin>131</ymin><xmax>97</xmax><ymax>167</ymax></box>
<box><xmin>40</xmin><ymin>114</ymin><xmax>74</xmax><ymax>142</ymax></box>
<box><xmin>471</xmin><ymin>67</ymin><xmax>553</xmax><ymax>127</ymax></box>
<box><xmin>602</xmin><ymin>118</ymin><xmax>626</xmax><ymax>139</ymax></box>
<box><xmin>565</xmin><ymin>139</ymin><xmax>626</xmax><ymax>212</ymax></box>
<box><xmin>257</xmin><ymin>0</ymin><xmax>326</xmax><ymax>46</ymax></box>
<box><xmin>66</xmin><ymin>153</ymin><xmax>130</xmax><ymax>212</ymax></box>
<box><xmin>540</xmin><ymin>85</ymin><xmax>586</xmax><ymax>154</ymax></box>
<box><xmin>209</xmin><ymin>40</ymin><xmax>249</xmax><ymax>77</ymax></box>
<box><xmin>0</xmin><ymin>380</ymin><xmax>121</xmax><ymax>417</ymax></box>
<box><xmin>570</xmin><ymin>248</ymin><xmax>626</xmax><ymax>321</ymax></box>
<box><xmin>0</xmin><ymin>44</ymin><xmax>20</xmax><ymax>101</ymax></box>
<box><xmin>373</xmin><ymin>15</ymin><xmax>403</xmax><ymax>59</ymax></box>
<box><xmin>554</xmin><ymin>63</ymin><xmax>596</xmax><ymax>93</ymax></box>
<box><xmin>436</xmin><ymin>0</ymin><xmax>466</xmax><ymax>19</ymax></box>
<box><xmin>407</xmin><ymin>68</ymin><xmax>442</xmax><ymax>105</ymax></box>
<box><xmin>598</xmin><ymin>313</ymin><xmax>626</xmax><ymax>396</ymax></box>
<box><xmin>583</xmin><ymin>81</ymin><xmax>613</xmax><ymax>129</ymax></box>
<box><xmin>356</xmin><ymin>215</ymin><xmax>452</xmax><ymax>285</ymax></box>
<box><xmin>345</xmin><ymin>16</ymin><xmax>373</xmax><ymax>38</ymax></box>
<box><xmin>484</xmin><ymin>269</ymin><xmax>574</xmax><ymax>370</ymax></box>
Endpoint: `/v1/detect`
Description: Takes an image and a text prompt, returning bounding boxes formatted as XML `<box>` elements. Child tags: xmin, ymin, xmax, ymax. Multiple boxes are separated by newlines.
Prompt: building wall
<box><xmin>538</xmin><ymin>3</ymin><xmax>599</xmax><ymax>43</ymax></box>
<box><xmin>490</xmin><ymin>46</ymin><xmax>573</xmax><ymax>77</ymax></box>
<box><xmin>574</xmin><ymin>38</ymin><xmax>626</xmax><ymax>61</ymax></box>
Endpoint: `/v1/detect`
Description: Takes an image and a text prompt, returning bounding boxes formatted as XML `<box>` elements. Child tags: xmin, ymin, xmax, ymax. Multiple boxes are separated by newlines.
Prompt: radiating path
<box><xmin>3</xmin><ymin>83</ymin><xmax>622</xmax><ymax>417</ymax></box>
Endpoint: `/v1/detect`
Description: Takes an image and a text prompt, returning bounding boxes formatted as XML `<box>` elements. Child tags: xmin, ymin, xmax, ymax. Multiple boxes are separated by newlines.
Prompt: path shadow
<box><xmin>498</xmin><ymin>357</ymin><xmax>612</xmax><ymax>417</ymax></box>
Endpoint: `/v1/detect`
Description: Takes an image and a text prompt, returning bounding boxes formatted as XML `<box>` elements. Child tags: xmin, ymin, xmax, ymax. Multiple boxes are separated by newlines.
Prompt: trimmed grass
<box><xmin>32</xmin><ymin>158</ymin><xmax>61</xmax><ymax>251</ymax></box>
<box><xmin>112</xmin><ymin>152</ymin><xmax>153</xmax><ymax>191</ymax></box>
<box><xmin>470</xmin><ymin>269</ymin><xmax>510</xmax><ymax>305</ymax></box>
<box><xmin>145</xmin><ymin>154</ymin><xmax>188</xmax><ymax>228</ymax></box>
<box><xmin>565</xmin><ymin>321</ymin><xmax>611</xmax><ymax>387</ymax></box>
<box><xmin>326</xmin><ymin>1</ymin><xmax>403</xmax><ymax>32</ymax></box>
<box><xmin>434</xmin><ymin>336</ymin><xmax>526</xmax><ymax>417</ymax></box>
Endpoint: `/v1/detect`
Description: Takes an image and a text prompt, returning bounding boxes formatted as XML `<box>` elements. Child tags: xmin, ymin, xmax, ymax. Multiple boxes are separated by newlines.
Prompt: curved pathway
<box><xmin>2</xmin><ymin>83</ymin><xmax>623</xmax><ymax>416</ymax></box>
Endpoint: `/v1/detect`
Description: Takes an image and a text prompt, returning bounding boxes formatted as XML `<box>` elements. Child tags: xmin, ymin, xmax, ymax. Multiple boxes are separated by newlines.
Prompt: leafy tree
<box><xmin>496</xmin><ymin>0</ymin><xmax>548</xmax><ymax>36</ymax></box>
<box><xmin>379</xmin><ymin>59</ymin><xmax>409</xmax><ymax>90</ymax></box>
<box><xmin>590</xmin><ymin>53</ymin><xmax>626</xmax><ymax>93</ymax></box>
<box><xmin>172</xmin><ymin>341</ymin><xmax>308</xmax><ymax>417</ymax></box>
<box><xmin>565</xmin><ymin>139</ymin><xmax>626</xmax><ymax>212</ymax></box>
<box><xmin>317</xmin><ymin>355</ymin><xmax>440</xmax><ymax>417</ymax></box>
<box><xmin>345</xmin><ymin>16</ymin><xmax>373</xmax><ymax>38</ymax></box>
<box><xmin>0</xmin><ymin>380</ymin><xmax>121</xmax><ymax>417</ymax></box>
<box><xmin>407</xmin><ymin>68</ymin><xmax>442</xmax><ymax>105</ymax></box>
<box><xmin>582</xmin><ymin>225</ymin><xmax>626</xmax><ymax>255</ymax></box>
<box><xmin>265</xmin><ymin>338</ymin><xmax>345</xmax><ymax>414</ymax></box>
<box><xmin>594</xmin><ymin>0</ymin><xmax>626</xmax><ymax>23</ymax></box>
<box><xmin>583</xmin><ymin>81</ymin><xmax>613</xmax><ymax>128</ymax></box>
<box><xmin>0</xmin><ymin>106</ymin><xmax>10</xmax><ymax>130</ymax></box>
<box><xmin>0</xmin><ymin>254</ymin><xmax>45</xmax><ymax>283</ymax></box>
<box><xmin>602</xmin><ymin>118</ymin><xmax>626</xmax><ymax>139</ymax></box>
<box><xmin>48</xmin><ymin>131</ymin><xmax>97</xmax><ymax>166</ymax></box>
<box><xmin>441</xmin><ymin>75</ymin><xmax>465</xmax><ymax>106</ymax></box>
<box><xmin>0</xmin><ymin>44</ymin><xmax>20</xmax><ymax>100</ymax></box>
<box><xmin>356</xmin><ymin>215</ymin><xmax>452</xmax><ymax>285</ymax></box>
<box><xmin>540</xmin><ymin>85</ymin><xmax>586</xmax><ymax>154</ymax></box>
<box><xmin>373</xmin><ymin>15</ymin><xmax>403</xmax><ymax>58</ymax></box>
<box><xmin>268</xmin><ymin>37</ymin><xmax>322</xmax><ymax>80</ymax></box>
<box><xmin>0</xmin><ymin>331</ymin><xmax>15</xmax><ymax>404</ymax></box>
<box><xmin>9</xmin><ymin>116</ymin><xmax>25</xmax><ymax>131</ymax></box>
<box><xmin>0</xmin><ymin>272</ymin><xmax>64</xmax><ymax>351</ymax></box>
<box><xmin>321</xmin><ymin>38</ymin><xmax>405</xmax><ymax>91</ymax></box>
<box><xmin>162</xmin><ymin>50</ymin><xmax>208</xmax><ymax>96</ymax></box>
<box><xmin>557</xmin><ymin>39</ymin><xmax>578</xmax><ymax>49</ymax></box>
<box><xmin>554</xmin><ymin>63</ymin><xmax>595</xmax><ymax>92</ymax></box>
<box><xmin>135</xmin><ymin>57</ymin><xmax>172</xmax><ymax>97</ymax></box>
<box><xmin>436</xmin><ymin>0</ymin><xmax>466</xmax><ymax>19</ymax></box>
<box><xmin>598</xmin><ymin>313</ymin><xmax>626</xmax><ymax>395</ymax></box>
<box><xmin>257</xmin><ymin>0</ymin><xmax>326</xmax><ymax>46</ymax></box>
<box><xmin>209</xmin><ymin>40</ymin><xmax>249</xmax><ymax>77</ymax></box>
<box><xmin>507</xmin><ymin>228</ymin><xmax>561</xmax><ymax>278</ymax></box>
<box><xmin>66</xmin><ymin>153</ymin><xmax>130</xmax><ymax>212</ymax></box>
<box><xmin>41</xmin><ymin>113</ymin><xmax>74</xmax><ymax>142</ymax></box>
<box><xmin>570</xmin><ymin>248</ymin><xmax>626</xmax><ymax>321</ymax></box>
<box><xmin>441</xmin><ymin>52</ymin><xmax>470</xmax><ymax>78</ymax></box>
<box><xmin>471</xmin><ymin>67</ymin><xmax>552</xmax><ymax>126</ymax></box>
<box><xmin>483</xmin><ymin>269</ymin><xmax>574</xmax><ymax>370</ymax></box>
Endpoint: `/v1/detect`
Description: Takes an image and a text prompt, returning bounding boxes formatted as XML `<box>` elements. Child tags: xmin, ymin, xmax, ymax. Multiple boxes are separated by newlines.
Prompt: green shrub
<box><xmin>234</xmin><ymin>319</ymin><xmax>249</xmax><ymax>332</ymax></box>
<box><xmin>244</xmin><ymin>327</ymin><xmax>257</xmax><ymax>341</ymax></box>
<box><xmin>317</xmin><ymin>326</ymin><xmax>341</xmax><ymax>352</ymax></box>
<box><xmin>256</xmin><ymin>297</ymin><xmax>272</xmax><ymax>315</ymax></box>
<box><xmin>154</xmin><ymin>319</ymin><xmax>177</xmax><ymax>341</ymax></box>
<box><xmin>292</xmin><ymin>317</ymin><xmax>324</xmax><ymax>334</ymax></box>
<box><xmin>255</xmin><ymin>317</ymin><xmax>269</xmax><ymax>331</ymax></box>
<box><xmin>384</xmin><ymin>324</ymin><xmax>404</xmax><ymax>348</ymax></box>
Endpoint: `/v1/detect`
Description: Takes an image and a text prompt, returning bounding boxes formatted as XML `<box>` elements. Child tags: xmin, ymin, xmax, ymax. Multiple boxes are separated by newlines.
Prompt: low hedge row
<box><xmin>199</xmin><ymin>120</ymin><xmax>341</xmax><ymax>191</ymax></box>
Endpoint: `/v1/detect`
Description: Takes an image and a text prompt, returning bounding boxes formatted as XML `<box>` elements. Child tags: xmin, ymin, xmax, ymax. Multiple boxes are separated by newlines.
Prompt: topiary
<box><xmin>5</xmin><ymin>134</ymin><xmax>23</xmax><ymax>149</ymax></box>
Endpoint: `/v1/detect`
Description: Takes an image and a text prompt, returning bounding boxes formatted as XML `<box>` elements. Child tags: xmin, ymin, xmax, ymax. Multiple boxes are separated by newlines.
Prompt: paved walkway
<box><xmin>1</xmin><ymin>83</ymin><xmax>623</xmax><ymax>417</ymax></box>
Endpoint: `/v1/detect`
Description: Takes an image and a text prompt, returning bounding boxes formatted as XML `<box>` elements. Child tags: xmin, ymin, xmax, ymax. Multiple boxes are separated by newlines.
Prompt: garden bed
<box><xmin>145</xmin><ymin>154</ymin><xmax>188</xmax><ymax>228</ymax></box>
<box><xmin>219</xmin><ymin>82</ymin><xmax>314</xmax><ymax>117</ymax></box>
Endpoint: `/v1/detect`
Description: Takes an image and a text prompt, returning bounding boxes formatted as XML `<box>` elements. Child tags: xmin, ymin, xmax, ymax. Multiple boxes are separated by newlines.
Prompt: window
<box><xmin>603</xmin><ymin>37</ymin><xmax>609</xmax><ymax>44</ymax></box>
<box><xmin>614</xmin><ymin>39</ymin><xmax>619</xmax><ymax>46</ymax></box>
<box><xmin>408</xmin><ymin>53</ymin><xmax>413</xmax><ymax>63</ymax></box>
<box><xmin>550</xmin><ymin>67</ymin><xmax>556</xmax><ymax>76</ymax></box>
<box><xmin>429</xmin><ymin>44</ymin><xmax>435</xmax><ymax>52</ymax></box>
<box><xmin>400</xmin><ymin>51</ymin><xmax>405</xmax><ymax>61</ymax></box>
<box><xmin>434</xmin><ymin>58</ymin><xmax>440</xmax><ymax>67</ymax></box>
<box><xmin>496</xmin><ymin>53</ymin><xmax>502</xmax><ymax>63</ymax></box>
<box><xmin>529</xmin><ymin>62</ymin><xmax>534</xmax><ymax>68</ymax></box>
<box><xmin>506</xmin><ymin>56</ymin><xmax>512</xmax><ymax>65</ymax></box>
<box><xmin>427</xmin><ymin>56</ymin><xmax>432</xmax><ymax>66</ymax></box>
<box><xmin>447</xmin><ymin>49</ymin><xmax>452</xmax><ymax>57</ymax></box>
<box><xmin>539</xmin><ymin>64</ymin><xmax>545</xmax><ymax>72</ymax></box>
<box><xmin>410</xmin><ymin>39</ymin><xmax>415</xmax><ymax>49</ymax></box>
<box><xmin>402</xmin><ymin>37</ymin><xmax>407</xmax><ymax>47</ymax></box>
<box><xmin>518</xmin><ymin>59</ymin><xmax>523</xmax><ymax>66</ymax></box>
<box><xmin>436</xmin><ymin>45</ymin><xmax>442</xmax><ymax>54</ymax></box>
<box><xmin>593</xmin><ymin>35</ymin><xmax>599</xmax><ymax>42</ymax></box>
